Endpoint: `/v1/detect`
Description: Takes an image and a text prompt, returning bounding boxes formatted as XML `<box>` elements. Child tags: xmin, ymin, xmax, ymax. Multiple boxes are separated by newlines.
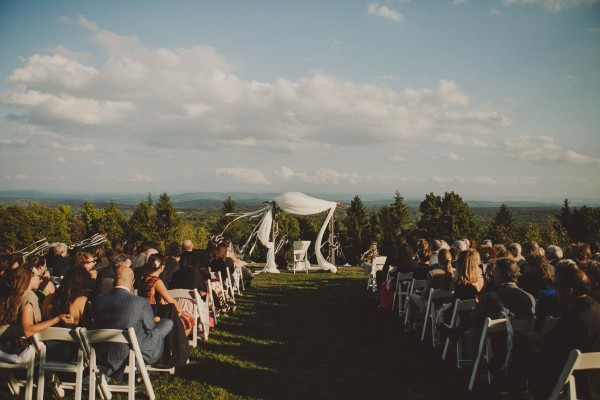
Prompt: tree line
<box><xmin>0</xmin><ymin>191</ymin><xmax>598</xmax><ymax>265</ymax></box>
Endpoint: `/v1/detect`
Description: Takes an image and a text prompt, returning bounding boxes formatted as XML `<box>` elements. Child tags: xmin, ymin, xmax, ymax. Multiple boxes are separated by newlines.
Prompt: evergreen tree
<box><xmin>127</xmin><ymin>194</ymin><xmax>157</xmax><ymax>242</ymax></box>
<box><xmin>342</xmin><ymin>195</ymin><xmax>371</xmax><ymax>265</ymax></box>
<box><xmin>155</xmin><ymin>192</ymin><xmax>182</xmax><ymax>245</ymax></box>
<box><xmin>99</xmin><ymin>201</ymin><xmax>127</xmax><ymax>241</ymax></box>
<box><xmin>541</xmin><ymin>216</ymin><xmax>569</xmax><ymax>248</ymax></box>
<box><xmin>81</xmin><ymin>201</ymin><xmax>101</xmax><ymax>236</ymax></box>
<box><xmin>488</xmin><ymin>204</ymin><xmax>515</xmax><ymax>244</ymax></box>
<box><xmin>216</xmin><ymin>196</ymin><xmax>245</xmax><ymax>241</ymax></box>
<box><xmin>26</xmin><ymin>202</ymin><xmax>70</xmax><ymax>244</ymax></box>
<box><xmin>417</xmin><ymin>192</ymin><xmax>476</xmax><ymax>242</ymax></box>
<box><xmin>390</xmin><ymin>191</ymin><xmax>412</xmax><ymax>237</ymax></box>
<box><xmin>417</xmin><ymin>193</ymin><xmax>443</xmax><ymax>240</ymax></box>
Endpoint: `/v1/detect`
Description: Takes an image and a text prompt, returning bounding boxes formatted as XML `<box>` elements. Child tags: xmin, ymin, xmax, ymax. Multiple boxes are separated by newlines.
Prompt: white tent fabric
<box><xmin>229</xmin><ymin>192</ymin><xmax>338</xmax><ymax>274</ymax></box>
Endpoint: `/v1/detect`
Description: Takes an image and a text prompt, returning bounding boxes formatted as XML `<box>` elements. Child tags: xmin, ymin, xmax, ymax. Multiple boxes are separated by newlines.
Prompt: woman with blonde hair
<box><xmin>454</xmin><ymin>248</ymin><xmax>485</xmax><ymax>299</ymax></box>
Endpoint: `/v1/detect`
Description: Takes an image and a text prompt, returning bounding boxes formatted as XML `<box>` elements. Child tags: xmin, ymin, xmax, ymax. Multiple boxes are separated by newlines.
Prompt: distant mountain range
<box><xmin>0</xmin><ymin>190</ymin><xmax>596</xmax><ymax>209</ymax></box>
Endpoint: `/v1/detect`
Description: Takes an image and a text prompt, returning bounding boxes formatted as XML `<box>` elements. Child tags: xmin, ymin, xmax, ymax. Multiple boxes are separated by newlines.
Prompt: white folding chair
<box><xmin>468</xmin><ymin>317</ymin><xmax>511</xmax><ymax>392</ymax></box>
<box><xmin>421</xmin><ymin>289</ymin><xmax>454</xmax><ymax>347</ymax></box>
<box><xmin>392</xmin><ymin>272</ymin><xmax>413</xmax><ymax>315</ymax></box>
<box><xmin>167</xmin><ymin>289</ymin><xmax>199</xmax><ymax>348</ymax></box>
<box><xmin>442</xmin><ymin>298</ymin><xmax>477</xmax><ymax>368</ymax></box>
<box><xmin>31</xmin><ymin>327</ymin><xmax>84</xmax><ymax>400</ymax></box>
<box><xmin>77</xmin><ymin>327</ymin><xmax>155</xmax><ymax>400</ymax></box>
<box><xmin>225</xmin><ymin>268</ymin><xmax>236</xmax><ymax>302</ymax></box>
<box><xmin>548</xmin><ymin>349</ymin><xmax>600</xmax><ymax>400</ymax></box>
<box><xmin>0</xmin><ymin>324</ymin><xmax>35</xmax><ymax>400</ymax></box>
<box><xmin>404</xmin><ymin>279</ymin><xmax>427</xmax><ymax>325</ymax></box>
<box><xmin>292</xmin><ymin>241</ymin><xmax>311</xmax><ymax>274</ymax></box>
<box><xmin>192</xmin><ymin>289</ymin><xmax>211</xmax><ymax>341</ymax></box>
<box><xmin>206</xmin><ymin>279</ymin><xmax>218</xmax><ymax>327</ymax></box>
<box><xmin>367</xmin><ymin>256</ymin><xmax>387</xmax><ymax>292</ymax></box>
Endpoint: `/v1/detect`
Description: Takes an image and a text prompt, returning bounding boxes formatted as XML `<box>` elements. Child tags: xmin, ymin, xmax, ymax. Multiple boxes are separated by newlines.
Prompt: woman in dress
<box><xmin>43</xmin><ymin>266</ymin><xmax>94</xmax><ymax>327</ymax></box>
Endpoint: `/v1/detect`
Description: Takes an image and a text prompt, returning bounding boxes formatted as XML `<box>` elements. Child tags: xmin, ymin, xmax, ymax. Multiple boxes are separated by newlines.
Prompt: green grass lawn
<box><xmin>2</xmin><ymin>267</ymin><xmax>470</xmax><ymax>399</ymax></box>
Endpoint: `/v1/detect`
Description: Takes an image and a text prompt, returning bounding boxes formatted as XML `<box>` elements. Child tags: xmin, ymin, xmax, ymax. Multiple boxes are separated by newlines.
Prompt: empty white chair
<box><xmin>393</xmin><ymin>272</ymin><xmax>413</xmax><ymax>316</ymax></box>
<box><xmin>168</xmin><ymin>289</ymin><xmax>200</xmax><ymax>348</ymax></box>
<box><xmin>468</xmin><ymin>317</ymin><xmax>511</xmax><ymax>392</ymax></box>
<box><xmin>206</xmin><ymin>279</ymin><xmax>218</xmax><ymax>327</ymax></box>
<box><xmin>404</xmin><ymin>279</ymin><xmax>427</xmax><ymax>326</ymax></box>
<box><xmin>31</xmin><ymin>327</ymin><xmax>84</xmax><ymax>400</ymax></box>
<box><xmin>292</xmin><ymin>241</ymin><xmax>311</xmax><ymax>273</ymax></box>
<box><xmin>548</xmin><ymin>349</ymin><xmax>600</xmax><ymax>400</ymax></box>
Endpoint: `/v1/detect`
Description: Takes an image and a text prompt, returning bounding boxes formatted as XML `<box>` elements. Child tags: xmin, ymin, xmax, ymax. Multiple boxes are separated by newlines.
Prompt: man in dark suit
<box><xmin>91</xmin><ymin>266</ymin><xmax>173</xmax><ymax>377</ymax></box>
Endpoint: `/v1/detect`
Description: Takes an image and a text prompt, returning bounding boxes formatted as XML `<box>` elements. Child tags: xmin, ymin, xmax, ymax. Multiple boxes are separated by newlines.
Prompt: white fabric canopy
<box><xmin>231</xmin><ymin>192</ymin><xmax>338</xmax><ymax>273</ymax></box>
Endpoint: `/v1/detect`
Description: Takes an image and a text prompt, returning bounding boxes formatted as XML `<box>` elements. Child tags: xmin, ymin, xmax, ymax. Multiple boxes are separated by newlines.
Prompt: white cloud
<box><xmin>279</xmin><ymin>167</ymin><xmax>359</xmax><ymax>185</ymax></box>
<box><xmin>91</xmin><ymin>160</ymin><xmax>104</xmax><ymax>166</ymax></box>
<box><xmin>500</xmin><ymin>135</ymin><xmax>561</xmax><ymax>161</ymax></box>
<box><xmin>501</xmin><ymin>0</ymin><xmax>598</xmax><ymax>13</ymax></box>
<box><xmin>447</xmin><ymin>152</ymin><xmax>466</xmax><ymax>161</ymax></box>
<box><xmin>566</xmin><ymin>75</ymin><xmax>579</xmax><ymax>82</ymax></box>
<box><xmin>50</xmin><ymin>142</ymin><xmax>96</xmax><ymax>152</ymax></box>
<box><xmin>0</xmin><ymin>139</ymin><xmax>27</xmax><ymax>147</ymax></box>
<box><xmin>388</xmin><ymin>155</ymin><xmax>407</xmax><ymax>162</ymax></box>
<box><xmin>118</xmin><ymin>173</ymin><xmax>158</xmax><ymax>183</ymax></box>
<box><xmin>215</xmin><ymin>167</ymin><xmax>270</xmax><ymax>185</ymax></box>
<box><xmin>565</xmin><ymin>150</ymin><xmax>600</xmax><ymax>166</ymax></box>
<box><xmin>431</xmin><ymin>176</ymin><xmax>497</xmax><ymax>184</ymax></box>
<box><xmin>57</xmin><ymin>156</ymin><xmax>66</xmax><ymax>163</ymax></box>
<box><xmin>367</xmin><ymin>3</ymin><xmax>405</xmax><ymax>23</ymax></box>
<box><xmin>8</xmin><ymin>54</ymin><xmax>98</xmax><ymax>89</ymax></box>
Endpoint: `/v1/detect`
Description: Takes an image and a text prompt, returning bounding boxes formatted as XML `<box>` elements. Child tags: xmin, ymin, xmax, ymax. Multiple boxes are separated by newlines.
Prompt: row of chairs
<box><xmin>369</xmin><ymin>271</ymin><xmax>597</xmax><ymax>398</ymax></box>
<box><xmin>0</xmin><ymin>324</ymin><xmax>153</xmax><ymax>400</ymax></box>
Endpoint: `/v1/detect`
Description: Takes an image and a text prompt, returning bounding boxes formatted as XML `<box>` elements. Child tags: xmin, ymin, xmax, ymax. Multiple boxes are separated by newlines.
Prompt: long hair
<box><xmin>456</xmin><ymin>249</ymin><xmax>481</xmax><ymax>286</ymax></box>
<box><xmin>52</xmin><ymin>267</ymin><xmax>94</xmax><ymax>314</ymax></box>
<box><xmin>0</xmin><ymin>263</ymin><xmax>35</xmax><ymax>324</ymax></box>
<box><xmin>438</xmin><ymin>248</ymin><xmax>452</xmax><ymax>274</ymax></box>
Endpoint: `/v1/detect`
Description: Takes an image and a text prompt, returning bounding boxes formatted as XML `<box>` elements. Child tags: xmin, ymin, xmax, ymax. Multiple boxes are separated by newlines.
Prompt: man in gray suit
<box><xmin>91</xmin><ymin>266</ymin><xmax>173</xmax><ymax>377</ymax></box>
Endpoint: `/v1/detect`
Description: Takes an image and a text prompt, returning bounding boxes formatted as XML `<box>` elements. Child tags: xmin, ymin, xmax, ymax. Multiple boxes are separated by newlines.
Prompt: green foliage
<box><xmin>127</xmin><ymin>194</ymin><xmax>158</xmax><ymax>243</ymax></box>
<box><xmin>417</xmin><ymin>192</ymin><xmax>477</xmax><ymax>242</ymax></box>
<box><xmin>81</xmin><ymin>201</ymin><xmax>101</xmax><ymax>235</ymax></box>
<box><xmin>99</xmin><ymin>201</ymin><xmax>127</xmax><ymax>240</ymax></box>
<box><xmin>488</xmin><ymin>204</ymin><xmax>515</xmax><ymax>244</ymax></box>
<box><xmin>0</xmin><ymin>203</ymin><xmax>70</xmax><ymax>248</ymax></box>
<box><xmin>276</xmin><ymin>213</ymin><xmax>301</xmax><ymax>243</ymax></box>
<box><xmin>177</xmin><ymin>222</ymin><xmax>210</xmax><ymax>249</ymax></box>
<box><xmin>541</xmin><ymin>216</ymin><xmax>570</xmax><ymax>248</ymax></box>
<box><xmin>341</xmin><ymin>195</ymin><xmax>371</xmax><ymax>265</ymax></box>
<box><xmin>375</xmin><ymin>191</ymin><xmax>413</xmax><ymax>251</ymax></box>
<box><xmin>416</xmin><ymin>193</ymin><xmax>443</xmax><ymax>240</ymax></box>
<box><xmin>155</xmin><ymin>192</ymin><xmax>182</xmax><ymax>245</ymax></box>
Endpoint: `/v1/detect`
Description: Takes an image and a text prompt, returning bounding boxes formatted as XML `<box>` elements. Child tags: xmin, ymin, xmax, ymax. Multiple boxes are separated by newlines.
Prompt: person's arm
<box><xmin>21</xmin><ymin>303</ymin><xmax>72</xmax><ymax>337</ymax></box>
<box><xmin>141</xmin><ymin>299</ymin><xmax>157</xmax><ymax>330</ymax></box>
<box><xmin>154</xmin><ymin>279</ymin><xmax>182</xmax><ymax>313</ymax></box>
<box><xmin>71</xmin><ymin>296</ymin><xmax>88</xmax><ymax>326</ymax></box>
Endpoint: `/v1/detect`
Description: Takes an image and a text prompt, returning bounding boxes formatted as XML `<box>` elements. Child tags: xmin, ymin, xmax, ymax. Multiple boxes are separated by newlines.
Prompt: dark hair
<box><xmin>179</xmin><ymin>251</ymin><xmax>200</xmax><ymax>269</ymax></box>
<box><xmin>580</xmin><ymin>261</ymin><xmax>600</xmax><ymax>292</ymax></box>
<box><xmin>566</xmin><ymin>243</ymin><xmax>592</xmax><ymax>265</ymax></box>
<box><xmin>124</xmin><ymin>241</ymin><xmax>137</xmax><ymax>256</ymax></box>
<box><xmin>0</xmin><ymin>263</ymin><xmax>35</xmax><ymax>324</ymax></box>
<box><xmin>52</xmin><ymin>267</ymin><xmax>94</xmax><ymax>313</ymax></box>
<box><xmin>494</xmin><ymin>257</ymin><xmax>520</xmax><ymax>283</ymax></box>
<box><xmin>524</xmin><ymin>254</ymin><xmax>552</xmax><ymax>280</ymax></box>
<box><xmin>555</xmin><ymin>262</ymin><xmax>590</xmax><ymax>296</ymax></box>
<box><xmin>146</xmin><ymin>254</ymin><xmax>165</xmax><ymax>273</ymax></box>
<box><xmin>438</xmin><ymin>248</ymin><xmax>452</xmax><ymax>273</ymax></box>
<box><xmin>479</xmin><ymin>245</ymin><xmax>497</xmax><ymax>263</ymax></box>
<box><xmin>166</xmin><ymin>242</ymin><xmax>182</xmax><ymax>258</ymax></box>
<box><xmin>0</xmin><ymin>244</ymin><xmax>14</xmax><ymax>255</ymax></box>
<box><xmin>522</xmin><ymin>241</ymin><xmax>540</xmax><ymax>257</ymax></box>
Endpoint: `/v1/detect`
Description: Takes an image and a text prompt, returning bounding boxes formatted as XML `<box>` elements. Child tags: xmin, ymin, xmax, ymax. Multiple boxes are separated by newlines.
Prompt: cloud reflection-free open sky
<box><xmin>0</xmin><ymin>0</ymin><xmax>599</xmax><ymax>200</ymax></box>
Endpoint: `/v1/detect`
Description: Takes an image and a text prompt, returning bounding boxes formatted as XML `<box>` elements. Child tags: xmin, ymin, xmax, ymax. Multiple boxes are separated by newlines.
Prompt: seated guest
<box><xmin>377</xmin><ymin>239</ymin><xmax>415</xmax><ymax>291</ymax></box>
<box><xmin>91</xmin><ymin>267</ymin><xmax>173</xmax><ymax>377</ymax></box>
<box><xmin>546</xmin><ymin>245</ymin><xmax>563</xmax><ymax>274</ymax></box>
<box><xmin>0</xmin><ymin>253</ymin><xmax>24</xmax><ymax>298</ymax></box>
<box><xmin>43</xmin><ymin>266</ymin><xmax>94</xmax><ymax>326</ymax></box>
<box><xmin>405</xmin><ymin>248</ymin><xmax>455</xmax><ymax>332</ymax></box>
<box><xmin>518</xmin><ymin>254</ymin><xmax>554</xmax><ymax>299</ymax></box>
<box><xmin>567</xmin><ymin>242</ymin><xmax>592</xmax><ymax>267</ymax></box>
<box><xmin>46</xmin><ymin>242</ymin><xmax>72</xmax><ymax>278</ymax></box>
<box><xmin>0</xmin><ymin>263</ymin><xmax>73</xmax><ymax>363</ymax></box>
<box><xmin>74</xmin><ymin>251</ymin><xmax>98</xmax><ymax>279</ymax></box>
<box><xmin>413</xmin><ymin>248</ymin><xmax>434</xmax><ymax>280</ymax></box>
<box><xmin>95</xmin><ymin>254</ymin><xmax>132</xmax><ymax>296</ymax></box>
<box><xmin>580</xmin><ymin>261</ymin><xmax>600</xmax><ymax>303</ymax></box>
<box><xmin>138</xmin><ymin>254</ymin><xmax>195</xmax><ymax>336</ymax></box>
<box><xmin>523</xmin><ymin>264</ymin><xmax>600</xmax><ymax>399</ymax></box>
<box><xmin>162</xmin><ymin>241</ymin><xmax>181</xmax><ymax>289</ymax></box>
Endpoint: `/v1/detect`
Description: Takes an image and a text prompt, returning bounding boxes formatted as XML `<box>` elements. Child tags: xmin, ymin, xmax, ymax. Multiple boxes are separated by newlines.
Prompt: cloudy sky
<box><xmin>1</xmin><ymin>0</ymin><xmax>599</xmax><ymax>200</ymax></box>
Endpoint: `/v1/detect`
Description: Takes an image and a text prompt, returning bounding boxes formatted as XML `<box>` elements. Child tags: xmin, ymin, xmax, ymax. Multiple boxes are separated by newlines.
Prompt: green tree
<box><xmin>99</xmin><ymin>201</ymin><xmax>127</xmax><ymax>241</ymax></box>
<box><xmin>81</xmin><ymin>201</ymin><xmax>101</xmax><ymax>236</ymax></box>
<box><xmin>26</xmin><ymin>202</ymin><xmax>70</xmax><ymax>244</ymax></box>
<box><xmin>541</xmin><ymin>216</ymin><xmax>569</xmax><ymax>248</ymax></box>
<box><xmin>417</xmin><ymin>193</ymin><xmax>443</xmax><ymax>241</ymax></box>
<box><xmin>216</xmin><ymin>196</ymin><xmax>246</xmax><ymax>241</ymax></box>
<box><xmin>341</xmin><ymin>195</ymin><xmax>371</xmax><ymax>265</ymax></box>
<box><xmin>127</xmin><ymin>194</ymin><xmax>158</xmax><ymax>242</ymax></box>
<box><xmin>488</xmin><ymin>204</ymin><xmax>515</xmax><ymax>244</ymax></box>
<box><xmin>177</xmin><ymin>222</ymin><xmax>210</xmax><ymax>250</ymax></box>
<box><xmin>0</xmin><ymin>205</ymin><xmax>33</xmax><ymax>249</ymax></box>
<box><xmin>155</xmin><ymin>192</ymin><xmax>182</xmax><ymax>245</ymax></box>
<box><xmin>390</xmin><ymin>191</ymin><xmax>412</xmax><ymax>237</ymax></box>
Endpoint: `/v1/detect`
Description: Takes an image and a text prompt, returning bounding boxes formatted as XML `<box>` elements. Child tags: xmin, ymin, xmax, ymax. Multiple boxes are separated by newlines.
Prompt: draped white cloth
<box><xmin>230</xmin><ymin>192</ymin><xmax>338</xmax><ymax>273</ymax></box>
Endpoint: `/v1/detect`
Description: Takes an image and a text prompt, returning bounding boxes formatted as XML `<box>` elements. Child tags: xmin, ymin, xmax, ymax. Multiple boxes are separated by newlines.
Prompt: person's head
<box><xmin>53</xmin><ymin>242</ymin><xmax>68</xmax><ymax>257</ymax></box>
<box><xmin>55</xmin><ymin>266</ymin><xmax>94</xmax><ymax>311</ymax></box>
<box><xmin>397</xmin><ymin>241</ymin><xmax>414</xmax><ymax>264</ymax></box>
<box><xmin>76</xmin><ymin>251</ymin><xmax>96</xmax><ymax>271</ymax></box>
<box><xmin>482</xmin><ymin>239</ymin><xmax>493</xmax><ymax>247</ymax></box>
<box><xmin>453</xmin><ymin>240</ymin><xmax>467</xmax><ymax>252</ymax></box>
<box><xmin>111</xmin><ymin>240</ymin><xmax>125</xmax><ymax>254</ymax></box>
<box><xmin>147</xmin><ymin>253</ymin><xmax>165</xmax><ymax>273</ymax></box>
<box><xmin>449</xmin><ymin>246</ymin><xmax>460</xmax><ymax>261</ymax></box>
<box><xmin>508</xmin><ymin>243</ymin><xmax>522</xmax><ymax>259</ymax></box>
<box><xmin>182</xmin><ymin>240</ymin><xmax>194</xmax><ymax>252</ymax></box>
<box><xmin>438</xmin><ymin>248</ymin><xmax>452</xmax><ymax>272</ymax></box>
<box><xmin>524</xmin><ymin>254</ymin><xmax>552</xmax><ymax>280</ymax></box>
<box><xmin>417</xmin><ymin>248</ymin><xmax>431</xmax><ymax>264</ymax></box>
<box><xmin>417</xmin><ymin>239</ymin><xmax>429</xmax><ymax>251</ymax></box>
<box><xmin>432</xmin><ymin>240</ymin><xmax>443</xmax><ymax>252</ymax></box>
<box><xmin>27</xmin><ymin>255</ymin><xmax>46</xmax><ymax>273</ymax></box>
<box><xmin>0</xmin><ymin>263</ymin><xmax>42</xmax><ymax>324</ymax></box>
<box><xmin>580</xmin><ymin>261</ymin><xmax>600</xmax><ymax>294</ymax></box>
<box><xmin>0</xmin><ymin>244</ymin><xmax>14</xmax><ymax>255</ymax></box>
<box><xmin>166</xmin><ymin>241</ymin><xmax>182</xmax><ymax>258</ymax></box>
<box><xmin>479</xmin><ymin>245</ymin><xmax>497</xmax><ymax>264</ymax></box>
<box><xmin>493</xmin><ymin>257</ymin><xmax>520</xmax><ymax>285</ymax></box>
<box><xmin>124</xmin><ymin>241</ymin><xmax>137</xmax><ymax>256</ymax></box>
<box><xmin>522</xmin><ymin>241</ymin><xmax>540</xmax><ymax>257</ymax></box>
<box><xmin>180</xmin><ymin>251</ymin><xmax>201</xmax><ymax>269</ymax></box>
<box><xmin>218</xmin><ymin>242</ymin><xmax>229</xmax><ymax>260</ymax></box>
<box><xmin>554</xmin><ymin>261</ymin><xmax>590</xmax><ymax>302</ymax></box>
<box><xmin>115</xmin><ymin>266</ymin><xmax>135</xmax><ymax>288</ymax></box>
<box><xmin>566</xmin><ymin>243</ymin><xmax>592</xmax><ymax>266</ymax></box>
<box><xmin>112</xmin><ymin>254</ymin><xmax>132</xmax><ymax>270</ymax></box>
<box><xmin>456</xmin><ymin>249</ymin><xmax>481</xmax><ymax>286</ymax></box>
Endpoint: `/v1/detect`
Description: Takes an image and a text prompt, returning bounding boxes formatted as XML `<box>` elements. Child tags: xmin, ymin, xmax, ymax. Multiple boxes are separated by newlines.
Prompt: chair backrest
<box><xmin>293</xmin><ymin>241</ymin><xmax>311</xmax><ymax>252</ymax></box>
<box><xmin>540</xmin><ymin>316</ymin><xmax>561</xmax><ymax>337</ymax></box>
<box><xmin>510</xmin><ymin>316</ymin><xmax>536</xmax><ymax>333</ymax></box>
<box><xmin>548</xmin><ymin>349</ymin><xmax>600</xmax><ymax>400</ymax></box>
<box><xmin>397</xmin><ymin>272</ymin><xmax>413</xmax><ymax>282</ymax></box>
<box><xmin>410</xmin><ymin>279</ymin><xmax>427</xmax><ymax>295</ymax></box>
<box><xmin>372</xmin><ymin>256</ymin><xmax>387</xmax><ymax>271</ymax></box>
<box><xmin>31</xmin><ymin>326</ymin><xmax>79</xmax><ymax>349</ymax></box>
<box><xmin>167</xmin><ymin>288</ymin><xmax>194</xmax><ymax>300</ymax></box>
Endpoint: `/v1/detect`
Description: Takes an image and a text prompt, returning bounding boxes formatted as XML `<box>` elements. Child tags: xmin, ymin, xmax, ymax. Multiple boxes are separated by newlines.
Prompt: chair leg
<box><xmin>26</xmin><ymin>357</ymin><xmax>34</xmax><ymax>400</ymax></box>
<box><xmin>37</xmin><ymin>354</ymin><xmax>45</xmax><ymax>400</ymax></box>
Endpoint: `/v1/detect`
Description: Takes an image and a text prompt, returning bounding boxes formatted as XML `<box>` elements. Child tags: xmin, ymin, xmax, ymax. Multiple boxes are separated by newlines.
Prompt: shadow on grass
<box><xmin>165</xmin><ymin>268</ymin><xmax>468</xmax><ymax>400</ymax></box>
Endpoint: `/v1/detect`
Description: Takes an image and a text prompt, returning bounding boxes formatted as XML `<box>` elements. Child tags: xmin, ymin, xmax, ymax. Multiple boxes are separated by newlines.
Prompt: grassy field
<box><xmin>3</xmin><ymin>267</ymin><xmax>473</xmax><ymax>399</ymax></box>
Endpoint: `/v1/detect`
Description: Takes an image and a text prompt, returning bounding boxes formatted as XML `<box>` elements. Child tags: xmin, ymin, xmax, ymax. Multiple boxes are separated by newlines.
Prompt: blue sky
<box><xmin>0</xmin><ymin>0</ymin><xmax>599</xmax><ymax>200</ymax></box>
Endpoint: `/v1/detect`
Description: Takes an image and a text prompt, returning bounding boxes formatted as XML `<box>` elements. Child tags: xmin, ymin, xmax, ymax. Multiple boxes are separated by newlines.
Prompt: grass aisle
<box><xmin>150</xmin><ymin>268</ymin><xmax>466</xmax><ymax>399</ymax></box>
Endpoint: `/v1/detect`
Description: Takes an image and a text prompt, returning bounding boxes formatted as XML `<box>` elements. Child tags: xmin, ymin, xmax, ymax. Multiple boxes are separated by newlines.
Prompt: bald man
<box><xmin>182</xmin><ymin>240</ymin><xmax>193</xmax><ymax>252</ymax></box>
<box><xmin>91</xmin><ymin>266</ymin><xmax>173</xmax><ymax>377</ymax></box>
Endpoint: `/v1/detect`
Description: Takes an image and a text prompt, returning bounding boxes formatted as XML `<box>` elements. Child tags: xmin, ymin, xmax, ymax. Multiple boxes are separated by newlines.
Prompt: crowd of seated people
<box><xmin>371</xmin><ymin>237</ymin><xmax>600</xmax><ymax>399</ymax></box>
<box><xmin>0</xmin><ymin>236</ymin><xmax>247</xmax><ymax>389</ymax></box>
